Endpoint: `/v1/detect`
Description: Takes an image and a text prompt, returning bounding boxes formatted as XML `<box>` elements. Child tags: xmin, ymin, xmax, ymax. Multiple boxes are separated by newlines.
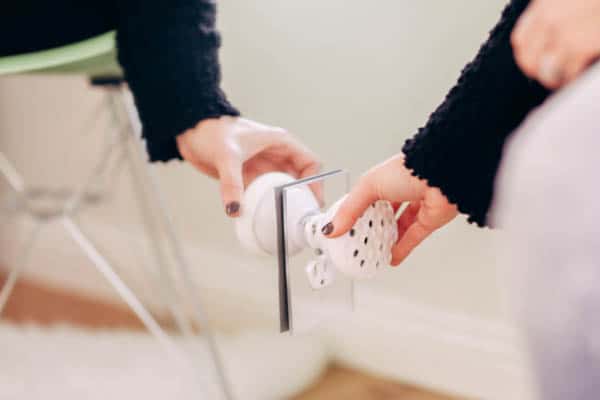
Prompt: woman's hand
<box><xmin>322</xmin><ymin>155</ymin><xmax>458</xmax><ymax>265</ymax></box>
<box><xmin>512</xmin><ymin>0</ymin><xmax>600</xmax><ymax>89</ymax></box>
<box><xmin>176</xmin><ymin>116</ymin><xmax>321</xmax><ymax>217</ymax></box>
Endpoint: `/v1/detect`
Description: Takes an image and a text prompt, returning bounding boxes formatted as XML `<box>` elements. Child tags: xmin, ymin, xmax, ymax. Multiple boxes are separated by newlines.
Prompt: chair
<box><xmin>0</xmin><ymin>32</ymin><xmax>233</xmax><ymax>399</ymax></box>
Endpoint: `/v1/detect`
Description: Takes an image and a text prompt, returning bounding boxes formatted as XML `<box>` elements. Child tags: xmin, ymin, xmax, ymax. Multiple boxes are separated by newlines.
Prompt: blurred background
<box><xmin>0</xmin><ymin>1</ymin><xmax>536</xmax><ymax>399</ymax></box>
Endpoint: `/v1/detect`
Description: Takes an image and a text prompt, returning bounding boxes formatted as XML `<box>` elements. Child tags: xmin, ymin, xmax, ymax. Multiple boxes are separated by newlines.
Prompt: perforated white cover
<box><xmin>304</xmin><ymin>199</ymin><xmax>398</xmax><ymax>280</ymax></box>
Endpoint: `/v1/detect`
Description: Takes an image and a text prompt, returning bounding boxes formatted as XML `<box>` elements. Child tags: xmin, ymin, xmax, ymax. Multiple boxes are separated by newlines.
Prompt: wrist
<box><xmin>398</xmin><ymin>155</ymin><xmax>429</xmax><ymax>197</ymax></box>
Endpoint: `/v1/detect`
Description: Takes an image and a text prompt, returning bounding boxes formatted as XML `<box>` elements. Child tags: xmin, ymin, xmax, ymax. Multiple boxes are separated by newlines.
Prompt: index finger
<box><xmin>290</xmin><ymin>148</ymin><xmax>323</xmax><ymax>205</ymax></box>
<box><xmin>324</xmin><ymin>176</ymin><xmax>379</xmax><ymax>238</ymax></box>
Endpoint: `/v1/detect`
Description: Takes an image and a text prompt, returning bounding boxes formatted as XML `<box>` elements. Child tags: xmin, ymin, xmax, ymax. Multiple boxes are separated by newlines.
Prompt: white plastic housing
<box><xmin>235</xmin><ymin>172</ymin><xmax>319</xmax><ymax>256</ymax></box>
<box><xmin>235</xmin><ymin>172</ymin><xmax>398</xmax><ymax>282</ymax></box>
<box><xmin>305</xmin><ymin>257</ymin><xmax>336</xmax><ymax>289</ymax></box>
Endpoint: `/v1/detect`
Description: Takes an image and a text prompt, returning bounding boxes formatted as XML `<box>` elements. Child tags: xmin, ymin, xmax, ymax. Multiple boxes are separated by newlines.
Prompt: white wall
<box><xmin>1</xmin><ymin>1</ymin><xmax>536</xmax><ymax>398</ymax></box>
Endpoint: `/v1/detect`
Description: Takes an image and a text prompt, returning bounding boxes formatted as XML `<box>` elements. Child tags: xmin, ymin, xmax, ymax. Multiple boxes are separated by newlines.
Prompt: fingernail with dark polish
<box><xmin>321</xmin><ymin>222</ymin><xmax>334</xmax><ymax>235</ymax></box>
<box><xmin>226</xmin><ymin>201</ymin><xmax>240</xmax><ymax>216</ymax></box>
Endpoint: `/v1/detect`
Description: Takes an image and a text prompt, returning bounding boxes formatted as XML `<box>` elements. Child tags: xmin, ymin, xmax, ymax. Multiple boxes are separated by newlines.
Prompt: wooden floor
<box><xmin>293</xmin><ymin>366</ymin><xmax>459</xmax><ymax>400</ymax></box>
<box><xmin>1</xmin><ymin>274</ymin><xmax>460</xmax><ymax>400</ymax></box>
<box><xmin>1</xmin><ymin>274</ymin><xmax>146</xmax><ymax>329</ymax></box>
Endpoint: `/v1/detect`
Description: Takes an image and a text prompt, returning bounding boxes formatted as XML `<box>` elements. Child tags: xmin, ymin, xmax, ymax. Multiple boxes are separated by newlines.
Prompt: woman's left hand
<box><xmin>323</xmin><ymin>155</ymin><xmax>458</xmax><ymax>265</ymax></box>
<box><xmin>176</xmin><ymin>116</ymin><xmax>321</xmax><ymax>217</ymax></box>
<box><xmin>512</xmin><ymin>0</ymin><xmax>600</xmax><ymax>89</ymax></box>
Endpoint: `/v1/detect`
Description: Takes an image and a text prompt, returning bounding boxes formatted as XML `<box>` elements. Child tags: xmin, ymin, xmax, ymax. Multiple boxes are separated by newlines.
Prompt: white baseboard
<box><xmin>0</xmin><ymin>217</ymin><xmax>536</xmax><ymax>399</ymax></box>
<box><xmin>326</xmin><ymin>287</ymin><xmax>536</xmax><ymax>399</ymax></box>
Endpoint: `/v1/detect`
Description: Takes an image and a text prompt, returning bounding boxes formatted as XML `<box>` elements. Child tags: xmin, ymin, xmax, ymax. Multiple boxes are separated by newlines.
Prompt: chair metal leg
<box><xmin>0</xmin><ymin>222</ymin><xmax>43</xmax><ymax>316</ymax></box>
<box><xmin>104</xmin><ymin>92</ymin><xmax>194</xmax><ymax>340</ymax></box>
<box><xmin>61</xmin><ymin>216</ymin><xmax>183</xmax><ymax>359</ymax></box>
<box><xmin>0</xmin><ymin>195</ymin><xmax>18</xmax><ymax>227</ymax></box>
<box><xmin>116</xmin><ymin>87</ymin><xmax>234</xmax><ymax>400</ymax></box>
<box><xmin>122</xmin><ymin>147</ymin><xmax>195</xmax><ymax>339</ymax></box>
<box><xmin>62</xmin><ymin>117</ymin><xmax>126</xmax><ymax>215</ymax></box>
<box><xmin>0</xmin><ymin>152</ymin><xmax>25</xmax><ymax>194</ymax></box>
<box><xmin>1</xmin><ymin>82</ymin><xmax>228</xmax><ymax>397</ymax></box>
<box><xmin>0</xmin><ymin>151</ymin><xmax>30</xmax><ymax>317</ymax></box>
<box><xmin>1</xmin><ymin>83</ymin><xmax>231</xmax><ymax>398</ymax></box>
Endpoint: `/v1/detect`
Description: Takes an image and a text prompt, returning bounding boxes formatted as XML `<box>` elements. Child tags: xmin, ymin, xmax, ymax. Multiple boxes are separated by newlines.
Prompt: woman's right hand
<box><xmin>322</xmin><ymin>154</ymin><xmax>458</xmax><ymax>265</ymax></box>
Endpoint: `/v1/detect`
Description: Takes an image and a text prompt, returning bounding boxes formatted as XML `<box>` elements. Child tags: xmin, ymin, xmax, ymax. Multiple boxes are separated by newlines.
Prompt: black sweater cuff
<box><xmin>116</xmin><ymin>0</ymin><xmax>240</xmax><ymax>162</ymax></box>
<box><xmin>402</xmin><ymin>0</ymin><xmax>549</xmax><ymax>226</ymax></box>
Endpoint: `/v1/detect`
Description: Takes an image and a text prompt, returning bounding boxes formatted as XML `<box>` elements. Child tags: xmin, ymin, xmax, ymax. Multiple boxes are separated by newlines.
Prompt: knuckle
<box><xmin>356</xmin><ymin>174</ymin><xmax>374</xmax><ymax>192</ymax></box>
<box><xmin>267</xmin><ymin>128</ymin><xmax>295</xmax><ymax>146</ymax></box>
<box><xmin>214</xmin><ymin>143</ymin><xmax>235</xmax><ymax>160</ymax></box>
<box><xmin>311</xmin><ymin>159</ymin><xmax>323</xmax><ymax>170</ymax></box>
<box><xmin>270</xmin><ymin>126</ymin><xmax>289</xmax><ymax>137</ymax></box>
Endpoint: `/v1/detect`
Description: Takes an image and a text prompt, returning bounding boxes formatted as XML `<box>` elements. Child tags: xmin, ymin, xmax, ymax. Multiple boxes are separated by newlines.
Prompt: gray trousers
<box><xmin>493</xmin><ymin>61</ymin><xmax>600</xmax><ymax>399</ymax></box>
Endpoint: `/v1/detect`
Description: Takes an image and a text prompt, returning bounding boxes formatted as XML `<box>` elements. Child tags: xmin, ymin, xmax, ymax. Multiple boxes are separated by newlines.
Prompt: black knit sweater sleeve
<box><xmin>402</xmin><ymin>0</ymin><xmax>549</xmax><ymax>226</ymax></box>
<box><xmin>115</xmin><ymin>0</ymin><xmax>240</xmax><ymax>162</ymax></box>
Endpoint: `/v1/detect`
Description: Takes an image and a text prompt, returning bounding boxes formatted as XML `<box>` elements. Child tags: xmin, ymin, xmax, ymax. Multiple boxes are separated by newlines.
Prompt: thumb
<box><xmin>217</xmin><ymin>156</ymin><xmax>244</xmax><ymax>217</ymax></box>
<box><xmin>390</xmin><ymin>220</ymin><xmax>431</xmax><ymax>266</ymax></box>
<box><xmin>323</xmin><ymin>177</ymin><xmax>378</xmax><ymax>238</ymax></box>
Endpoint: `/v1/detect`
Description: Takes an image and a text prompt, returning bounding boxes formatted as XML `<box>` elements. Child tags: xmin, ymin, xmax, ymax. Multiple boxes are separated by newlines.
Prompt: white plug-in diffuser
<box><xmin>235</xmin><ymin>172</ymin><xmax>398</xmax><ymax>289</ymax></box>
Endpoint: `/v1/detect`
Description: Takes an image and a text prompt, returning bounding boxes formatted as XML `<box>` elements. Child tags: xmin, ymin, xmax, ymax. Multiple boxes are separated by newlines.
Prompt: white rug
<box><xmin>0</xmin><ymin>323</ymin><xmax>328</xmax><ymax>400</ymax></box>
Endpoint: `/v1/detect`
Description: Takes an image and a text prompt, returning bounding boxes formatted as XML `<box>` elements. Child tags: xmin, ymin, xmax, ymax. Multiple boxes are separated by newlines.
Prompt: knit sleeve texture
<box><xmin>402</xmin><ymin>0</ymin><xmax>550</xmax><ymax>226</ymax></box>
<box><xmin>116</xmin><ymin>0</ymin><xmax>240</xmax><ymax>162</ymax></box>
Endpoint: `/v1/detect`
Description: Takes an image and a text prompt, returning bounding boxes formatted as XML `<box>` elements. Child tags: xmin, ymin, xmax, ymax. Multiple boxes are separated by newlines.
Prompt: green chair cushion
<box><xmin>0</xmin><ymin>31</ymin><xmax>120</xmax><ymax>76</ymax></box>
